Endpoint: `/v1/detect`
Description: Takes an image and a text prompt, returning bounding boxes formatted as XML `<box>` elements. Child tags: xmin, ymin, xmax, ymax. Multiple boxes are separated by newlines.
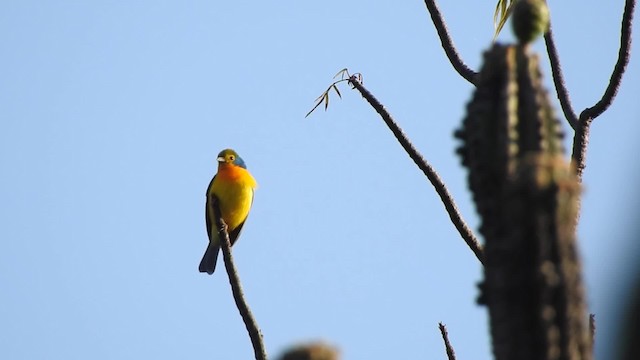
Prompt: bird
<box><xmin>199</xmin><ymin>149</ymin><xmax>257</xmax><ymax>275</ymax></box>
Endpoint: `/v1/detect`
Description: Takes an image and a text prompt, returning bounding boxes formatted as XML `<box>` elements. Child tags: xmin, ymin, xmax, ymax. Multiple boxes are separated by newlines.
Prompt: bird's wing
<box><xmin>205</xmin><ymin>175</ymin><xmax>216</xmax><ymax>241</ymax></box>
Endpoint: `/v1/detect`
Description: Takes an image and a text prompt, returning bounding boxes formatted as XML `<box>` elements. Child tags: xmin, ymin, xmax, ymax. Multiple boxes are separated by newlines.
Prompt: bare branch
<box><xmin>212</xmin><ymin>197</ymin><xmax>268</xmax><ymax>360</ymax></box>
<box><xmin>423</xmin><ymin>0</ymin><xmax>477</xmax><ymax>84</ymax></box>
<box><xmin>570</xmin><ymin>116</ymin><xmax>593</xmax><ymax>180</ymax></box>
<box><xmin>348</xmin><ymin>75</ymin><xmax>485</xmax><ymax>265</ymax></box>
<box><xmin>590</xmin><ymin>313</ymin><xmax>596</xmax><ymax>353</ymax></box>
<box><xmin>544</xmin><ymin>28</ymin><xmax>579</xmax><ymax>129</ymax></box>
<box><xmin>438</xmin><ymin>323</ymin><xmax>457</xmax><ymax>360</ymax></box>
<box><xmin>581</xmin><ymin>0</ymin><xmax>635</xmax><ymax>121</ymax></box>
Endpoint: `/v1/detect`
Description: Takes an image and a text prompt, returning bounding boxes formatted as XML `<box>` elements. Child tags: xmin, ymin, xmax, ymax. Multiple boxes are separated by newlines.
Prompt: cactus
<box><xmin>454</xmin><ymin>39</ymin><xmax>591</xmax><ymax>360</ymax></box>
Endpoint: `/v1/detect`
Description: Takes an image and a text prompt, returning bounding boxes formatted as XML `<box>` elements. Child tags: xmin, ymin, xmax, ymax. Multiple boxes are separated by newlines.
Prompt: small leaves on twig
<box><xmin>493</xmin><ymin>0</ymin><xmax>516</xmax><ymax>39</ymax></box>
<box><xmin>305</xmin><ymin>68</ymin><xmax>362</xmax><ymax>118</ymax></box>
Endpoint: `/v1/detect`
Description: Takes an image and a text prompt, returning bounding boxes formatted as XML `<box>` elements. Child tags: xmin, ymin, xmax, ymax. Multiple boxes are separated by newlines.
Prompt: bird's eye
<box><xmin>229</xmin><ymin>155</ymin><xmax>235</xmax><ymax>161</ymax></box>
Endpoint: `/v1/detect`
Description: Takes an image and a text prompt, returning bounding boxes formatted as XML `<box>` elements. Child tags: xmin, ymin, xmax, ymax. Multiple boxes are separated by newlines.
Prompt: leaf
<box><xmin>331</xmin><ymin>84</ymin><xmax>342</xmax><ymax>99</ymax></box>
<box><xmin>305</xmin><ymin>91</ymin><xmax>328</xmax><ymax>118</ymax></box>
<box><xmin>333</xmin><ymin>68</ymin><xmax>349</xmax><ymax>80</ymax></box>
<box><xmin>305</xmin><ymin>99</ymin><xmax>322</xmax><ymax>118</ymax></box>
<box><xmin>493</xmin><ymin>0</ymin><xmax>516</xmax><ymax>39</ymax></box>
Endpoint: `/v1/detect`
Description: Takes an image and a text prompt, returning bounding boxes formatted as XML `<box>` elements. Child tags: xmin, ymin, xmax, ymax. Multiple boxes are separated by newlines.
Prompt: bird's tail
<box><xmin>198</xmin><ymin>242</ymin><xmax>220</xmax><ymax>275</ymax></box>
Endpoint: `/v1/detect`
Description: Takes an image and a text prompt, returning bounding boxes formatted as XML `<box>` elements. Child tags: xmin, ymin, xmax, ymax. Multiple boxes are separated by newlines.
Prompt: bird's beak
<box><xmin>217</xmin><ymin>156</ymin><xmax>225</xmax><ymax>163</ymax></box>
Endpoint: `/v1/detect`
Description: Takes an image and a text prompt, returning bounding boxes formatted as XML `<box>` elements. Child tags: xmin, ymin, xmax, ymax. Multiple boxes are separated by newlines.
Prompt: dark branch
<box><xmin>438</xmin><ymin>323</ymin><xmax>457</xmax><ymax>360</ymax></box>
<box><xmin>544</xmin><ymin>28</ymin><xmax>579</xmax><ymax>129</ymax></box>
<box><xmin>570</xmin><ymin>117</ymin><xmax>592</xmax><ymax>180</ymax></box>
<box><xmin>590</xmin><ymin>313</ymin><xmax>596</xmax><ymax>353</ymax></box>
<box><xmin>212</xmin><ymin>197</ymin><xmax>268</xmax><ymax>360</ymax></box>
<box><xmin>581</xmin><ymin>0</ymin><xmax>635</xmax><ymax>121</ymax></box>
<box><xmin>423</xmin><ymin>0</ymin><xmax>477</xmax><ymax>84</ymax></box>
<box><xmin>349</xmin><ymin>75</ymin><xmax>485</xmax><ymax>265</ymax></box>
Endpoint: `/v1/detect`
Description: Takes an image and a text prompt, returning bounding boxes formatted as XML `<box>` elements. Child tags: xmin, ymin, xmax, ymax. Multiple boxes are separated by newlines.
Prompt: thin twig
<box><xmin>580</xmin><ymin>0</ymin><xmax>635</xmax><ymax>121</ymax></box>
<box><xmin>589</xmin><ymin>313</ymin><xmax>596</xmax><ymax>353</ymax></box>
<box><xmin>423</xmin><ymin>0</ymin><xmax>477</xmax><ymax>84</ymax></box>
<box><xmin>212</xmin><ymin>197</ymin><xmax>268</xmax><ymax>360</ymax></box>
<box><xmin>544</xmin><ymin>28</ymin><xmax>578</xmax><ymax>129</ymax></box>
<box><xmin>349</xmin><ymin>75</ymin><xmax>485</xmax><ymax>265</ymax></box>
<box><xmin>438</xmin><ymin>323</ymin><xmax>457</xmax><ymax>360</ymax></box>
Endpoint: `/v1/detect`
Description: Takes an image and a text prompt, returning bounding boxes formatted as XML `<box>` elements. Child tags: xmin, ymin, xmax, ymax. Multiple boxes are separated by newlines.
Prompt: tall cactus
<box><xmin>454</xmin><ymin>1</ymin><xmax>591</xmax><ymax>359</ymax></box>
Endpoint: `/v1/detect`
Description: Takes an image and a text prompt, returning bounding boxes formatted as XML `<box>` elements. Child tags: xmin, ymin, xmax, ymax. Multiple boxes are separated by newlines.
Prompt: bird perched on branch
<box><xmin>199</xmin><ymin>149</ymin><xmax>257</xmax><ymax>275</ymax></box>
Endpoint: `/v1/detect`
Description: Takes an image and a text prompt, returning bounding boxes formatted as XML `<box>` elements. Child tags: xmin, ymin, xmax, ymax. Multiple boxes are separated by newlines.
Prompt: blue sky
<box><xmin>1</xmin><ymin>1</ymin><xmax>638</xmax><ymax>359</ymax></box>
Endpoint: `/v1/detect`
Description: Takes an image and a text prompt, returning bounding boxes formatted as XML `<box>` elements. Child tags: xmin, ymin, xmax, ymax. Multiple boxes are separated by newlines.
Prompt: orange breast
<box><xmin>211</xmin><ymin>164</ymin><xmax>257</xmax><ymax>230</ymax></box>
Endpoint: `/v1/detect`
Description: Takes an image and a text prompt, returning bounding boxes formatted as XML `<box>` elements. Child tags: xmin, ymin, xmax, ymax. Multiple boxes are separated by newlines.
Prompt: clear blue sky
<box><xmin>1</xmin><ymin>1</ymin><xmax>638</xmax><ymax>359</ymax></box>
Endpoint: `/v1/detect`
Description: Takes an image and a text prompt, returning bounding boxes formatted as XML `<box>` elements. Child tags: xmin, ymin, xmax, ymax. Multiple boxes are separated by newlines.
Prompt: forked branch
<box><xmin>545</xmin><ymin>0</ymin><xmax>635</xmax><ymax>179</ymax></box>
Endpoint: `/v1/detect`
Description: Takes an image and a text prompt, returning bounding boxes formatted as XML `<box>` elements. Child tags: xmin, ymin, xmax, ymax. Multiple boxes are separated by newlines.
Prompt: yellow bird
<box><xmin>199</xmin><ymin>149</ymin><xmax>257</xmax><ymax>275</ymax></box>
